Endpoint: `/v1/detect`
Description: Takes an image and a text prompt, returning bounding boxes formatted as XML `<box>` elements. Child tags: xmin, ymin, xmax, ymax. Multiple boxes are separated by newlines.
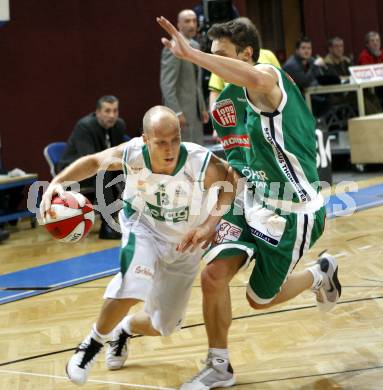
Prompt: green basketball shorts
<box><xmin>203</xmin><ymin>201</ymin><xmax>326</xmax><ymax>304</ymax></box>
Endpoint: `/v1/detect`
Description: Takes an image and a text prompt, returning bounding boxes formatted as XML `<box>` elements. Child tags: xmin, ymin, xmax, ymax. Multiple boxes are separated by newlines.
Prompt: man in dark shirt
<box><xmin>58</xmin><ymin>95</ymin><xmax>127</xmax><ymax>239</ymax></box>
<box><xmin>324</xmin><ymin>36</ymin><xmax>352</xmax><ymax>77</ymax></box>
<box><xmin>283</xmin><ymin>36</ymin><xmax>327</xmax><ymax>92</ymax></box>
<box><xmin>283</xmin><ymin>37</ymin><xmax>328</xmax><ymax>116</ymax></box>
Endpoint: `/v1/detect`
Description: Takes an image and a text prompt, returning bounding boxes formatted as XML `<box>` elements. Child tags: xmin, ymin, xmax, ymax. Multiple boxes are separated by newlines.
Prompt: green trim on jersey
<box><xmin>122</xmin><ymin>147</ymin><xmax>128</xmax><ymax>177</ymax></box>
<box><xmin>142</xmin><ymin>143</ymin><xmax>188</xmax><ymax>176</ymax></box>
<box><xmin>211</xmin><ymin>65</ymin><xmax>319</xmax><ymax>203</ymax></box>
<box><xmin>197</xmin><ymin>150</ymin><xmax>212</xmax><ymax>190</ymax></box>
<box><xmin>120</xmin><ymin>232</ymin><xmax>136</xmax><ymax>275</ymax></box>
<box><xmin>142</xmin><ymin>144</ymin><xmax>151</xmax><ymax>170</ymax></box>
<box><xmin>123</xmin><ymin>200</ymin><xmax>136</xmax><ymax>219</ymax></box>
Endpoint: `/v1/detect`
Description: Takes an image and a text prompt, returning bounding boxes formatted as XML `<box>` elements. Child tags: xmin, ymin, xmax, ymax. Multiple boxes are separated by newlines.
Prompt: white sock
<box><xmin>307</xmin><ymin>265</ymin><xmax>323</xmax><ymax>290</ymax></box>
<box><xmin>119</xmin><ymin>314</ymin><xmax>134</xmax><ymax>335</ymax></box>
<box><xmin>208</xmin><ymin>348</ymin><xmax>229</xmax><ymax>360</ymax></box>
<box><xmin>91</xmin><ymin>323</ymin><xmax>112</xmax><ymax>344</ymax></box>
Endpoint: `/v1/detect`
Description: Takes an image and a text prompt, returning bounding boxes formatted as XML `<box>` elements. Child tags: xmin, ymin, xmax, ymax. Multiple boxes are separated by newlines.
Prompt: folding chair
<box><xmin>43</xmin><ymin>142</ymin><xmax>67</xmax><ymax>177</ymax></box>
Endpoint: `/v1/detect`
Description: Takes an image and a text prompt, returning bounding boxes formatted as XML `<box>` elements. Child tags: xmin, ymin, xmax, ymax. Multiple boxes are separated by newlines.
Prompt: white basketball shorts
<box><xmin>104</xmin><ymin>211</ymin><xmax>202</xmax><ymax>336</ymax></box>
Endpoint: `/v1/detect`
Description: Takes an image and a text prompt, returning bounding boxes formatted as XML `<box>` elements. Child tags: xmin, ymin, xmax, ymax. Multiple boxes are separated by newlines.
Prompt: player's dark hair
<box><xmin>96</xmin><ymin>95</ymin><xmax>119</xmax><ymax>110</ymax></box>
<box><xmin>208</xmin><ymin>17</ymin><xmax>260</xmax><ymax>63</ymax></box>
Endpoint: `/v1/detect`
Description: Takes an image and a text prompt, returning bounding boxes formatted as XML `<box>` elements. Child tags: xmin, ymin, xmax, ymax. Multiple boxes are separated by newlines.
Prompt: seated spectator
<box><xmin>324</xmin><ymin>36</ymin><xmax>352</xmax><ymax>77</ymax></box>
<box><xmin>358</xmin><ymin>31</ymin><xmax>383</xmax><ymax>109</ymax></box>
<box><xmin>58</xmin><ymin>95</ymin><xmax>127</xmax><ymax>240</ymax></box>
<box><xmin>358</xmin><ymin>31</ymin><xmax>383</xmax><ymax>64</ymax></box>
<box><xmin>208</xmin><ymin>17</ymin><xmax>281</xmax><ymax>110</ymax></box>
<box><xmin>283</xmin><ymin>36</ymin><xmax>326</xmax><ymax>92</ymax></box>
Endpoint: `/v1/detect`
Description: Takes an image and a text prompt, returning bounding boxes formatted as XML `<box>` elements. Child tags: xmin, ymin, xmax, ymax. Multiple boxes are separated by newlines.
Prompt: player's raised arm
<box><xmin>178</xmin><ymin>154</ymin><xmax>238</xmax><ymax>252</ymax></box>
<box><xmin>40</xmin><ymin>143</ymin><xmax>126</xmax><ymax>218</ymax></box>
<box><xmin>157</xmin><ymin>16</ymin><xmax>277</xmax><ymax>94</ymax></box>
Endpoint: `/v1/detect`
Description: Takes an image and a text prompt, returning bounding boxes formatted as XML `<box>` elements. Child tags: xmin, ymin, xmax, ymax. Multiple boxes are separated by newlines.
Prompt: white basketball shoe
<box><xmin>180</xmin><ymin>355</ymin><xmax>235</xmax><ymax>390</ymax></box>
<box><xmin>66</xmin><ymin>333</ymin><xmax>104</xmax><ymax>385</ymax></box>
<box><xmin>105</xmin><ymin>327</ymin><xmax>130</xmax><ymax>370</ymax></box>
<box><xmin>312</xmin><ymin>252</ymin><xmax>342</xmax><ymax>312</ymax></box>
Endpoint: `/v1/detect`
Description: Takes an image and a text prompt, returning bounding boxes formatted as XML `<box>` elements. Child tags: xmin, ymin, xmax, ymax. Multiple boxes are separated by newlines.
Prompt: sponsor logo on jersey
<box><xmin>145</xmin><ymin>202</ymin><xmax>190</xmax><ymax>223</ymax></box>
<box><xmin>212</xmin><ymin>99</ymin><xmax>237</xmax><ymax>127</ymax></box>
<box><xmin>214</xmin><ymin>221</ymin><xmax>242</xmax><ymax>244</ymax></box>
<box><xmin>241</xmin><ymin>166</ymin><xmax>268</xmax><ymax>182</ymax></box>
<box><xmin>220</xmin><ymin>134</ymin><xmax>250</xmax><ymax>150</ymax></box>
<box><xmin>133</xmin><ymin>265</ymin><xmax>154</xmax><ymax>280</ymax></box>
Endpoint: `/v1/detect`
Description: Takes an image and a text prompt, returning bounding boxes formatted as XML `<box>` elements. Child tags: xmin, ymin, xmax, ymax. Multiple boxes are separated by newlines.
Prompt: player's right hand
<box><xmin>39</xmin><ymin>183</ymin><xmax>66</xmax><ymax>222</ymax></box>
<box><xmin>157</xmin><ymin>16</ymin><xmax>194</xmax><ymax>60</ymax></box>
<box><xmin>177</xmin><ymin>222</ymin><xmax>217</xmax><ymax>253</ymax></box>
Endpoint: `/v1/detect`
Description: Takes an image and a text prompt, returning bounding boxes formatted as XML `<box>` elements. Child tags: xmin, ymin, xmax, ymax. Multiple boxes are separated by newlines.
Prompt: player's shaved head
<box><xmin>142</xmin><ymin>106</ymin><xmax>182</xmax><ymax>175</ymax></box>
<box><xmin>143</xmin><ymin>106</ymin><xmax>180</xmax><ymax>136</ymax></box>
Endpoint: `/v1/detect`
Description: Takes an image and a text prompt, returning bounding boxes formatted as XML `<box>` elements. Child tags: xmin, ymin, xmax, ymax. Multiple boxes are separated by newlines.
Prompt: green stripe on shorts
<box><xmin>120</xmin><ymin>232</ymin><xmax>136</xmax><ymax>275</ymax></box>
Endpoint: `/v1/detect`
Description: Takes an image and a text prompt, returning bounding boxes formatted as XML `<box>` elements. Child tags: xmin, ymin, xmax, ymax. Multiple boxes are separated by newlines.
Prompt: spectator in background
<box><xmin>58</xmin><ymin>95</ymin><xmax>127</xmax><ymax>240</ymax></box>
<box><xmin>324</xmin><ymin>36</ymin><xmax>352</xmax><ymax>77</ymax></box>
<box><xmin>358</xmin><ymin>31</ymin><xmax>383</xmax><ymax>109</ymax></box>
<box><xmin>358</xmin><ymin>31</ymin><xmax>383</xmax><ymax>64</ymax></box>
<box><xmin>160</xmin><ymin>9</ymin><xmax>209</xmax><ymax>145</ymax></box>
<box><xmin>208</xmin><ymin>17</ymin><xmax>281</xmax><ymax>111</ymax></box>
<box><xmin>283</xmin><ymin>36</ymin><xmax>326</xmax><ymax>92</ymax></box>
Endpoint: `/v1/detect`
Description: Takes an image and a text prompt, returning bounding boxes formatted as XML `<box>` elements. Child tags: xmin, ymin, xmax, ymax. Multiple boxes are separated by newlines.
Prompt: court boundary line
<box><xmin>1</xmin><ymin>362</ymin><xmax>382</xmax><ymax>390</ymax></box>
<box><xmin>0</xmin><ymin>368</ymin><xmax>176</xmax><ymax>389</ymax></box>
<box><xmin>234</xmin><ymin>364</ymin><xmax>383</xmax><ymax>386</ymax></box>
<box><xmin>0</xmin><ymin>268</ymin><xmax>119</xmax><ymax>304</ymax></box>
<box><xmin>1</xmin><ymin>294</ymin><xmax>382</xmax><ymax>367</ymax></box>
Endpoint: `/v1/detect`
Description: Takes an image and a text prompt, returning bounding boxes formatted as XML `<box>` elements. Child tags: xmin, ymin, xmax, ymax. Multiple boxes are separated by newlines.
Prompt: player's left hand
<box><xmin>177</xmin><ymin>222</ymin><xmax>217</xmax><ymax>253</ymax></box>
<box><xmin>157</xmin><ymin>16</ymin><xmax>194</xmax><ymax>60</ymax></box>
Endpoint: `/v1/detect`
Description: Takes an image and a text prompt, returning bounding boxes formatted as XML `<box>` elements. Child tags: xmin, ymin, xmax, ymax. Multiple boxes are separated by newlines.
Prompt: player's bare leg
<box><xmin>96</xmin><ymin>298</ymin><xmax>140</xmax><ymax>334</ymax></box>
<box><xmin>180</xmin><ymin>254</ymin><xmax>245</xmax><ymax>390</ymax></box>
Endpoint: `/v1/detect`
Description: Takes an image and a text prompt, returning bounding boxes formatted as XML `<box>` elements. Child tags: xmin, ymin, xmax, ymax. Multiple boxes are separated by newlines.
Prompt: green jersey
<box><xmin>211</xmin><ymin>65</ymin><xmax>320</xmax><ymax>205</ymax></box>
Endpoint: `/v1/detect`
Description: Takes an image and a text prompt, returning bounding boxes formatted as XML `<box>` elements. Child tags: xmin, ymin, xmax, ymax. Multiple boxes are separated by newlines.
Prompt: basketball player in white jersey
<box><xmin>40</xmin><ymin>105</ymin><xmax>237</xmax><ymax>386</ymax></box>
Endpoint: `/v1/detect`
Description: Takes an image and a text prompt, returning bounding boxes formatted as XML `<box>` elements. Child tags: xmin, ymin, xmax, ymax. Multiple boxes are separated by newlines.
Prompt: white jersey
<box><xmin>121</xmin><ymin>137</ymin><xmax>213</xmax><ymax>243</ymax></box>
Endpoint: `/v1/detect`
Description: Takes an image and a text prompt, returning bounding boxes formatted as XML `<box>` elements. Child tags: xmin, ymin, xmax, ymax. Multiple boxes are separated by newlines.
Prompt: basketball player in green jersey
<box><xmin>40</xmin><ymin>106</ymin><xmax>238</xmax><ymax>386</ymax></box>
<box><xmin>158</xmin><ymin>17</ymin><xmax>342</xmax><ymax>389</ymax></box>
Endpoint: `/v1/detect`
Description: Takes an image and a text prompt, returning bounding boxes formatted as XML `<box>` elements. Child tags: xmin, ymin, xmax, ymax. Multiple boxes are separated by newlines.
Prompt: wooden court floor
<box><xmin>1</xmin><ymin>182</ymin><xmax>383</xmax><ymax>389</ymax></box>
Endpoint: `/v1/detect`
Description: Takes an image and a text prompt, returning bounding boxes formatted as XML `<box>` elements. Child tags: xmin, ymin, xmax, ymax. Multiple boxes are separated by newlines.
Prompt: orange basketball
<box><xmin>44</xmin><ymin>191</ymin><xmax>95</xmax><ymax>243</ymax></box>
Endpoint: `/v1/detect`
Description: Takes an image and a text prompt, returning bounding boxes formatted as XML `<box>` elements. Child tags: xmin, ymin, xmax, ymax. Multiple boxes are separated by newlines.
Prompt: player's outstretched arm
<box><xmin>157</xmin><ymin>16</ymin><xmax>277</xmax><ymax>94</ymax></box>
<box><xmin>177</xmin><ymin>155</ymin><xmax>238</xmax><ymax>253</ymax></box>
<box><xmin>40</xmin><ymin>144</ymin><xmax>125</xmax><ymax>218</ymax></box>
